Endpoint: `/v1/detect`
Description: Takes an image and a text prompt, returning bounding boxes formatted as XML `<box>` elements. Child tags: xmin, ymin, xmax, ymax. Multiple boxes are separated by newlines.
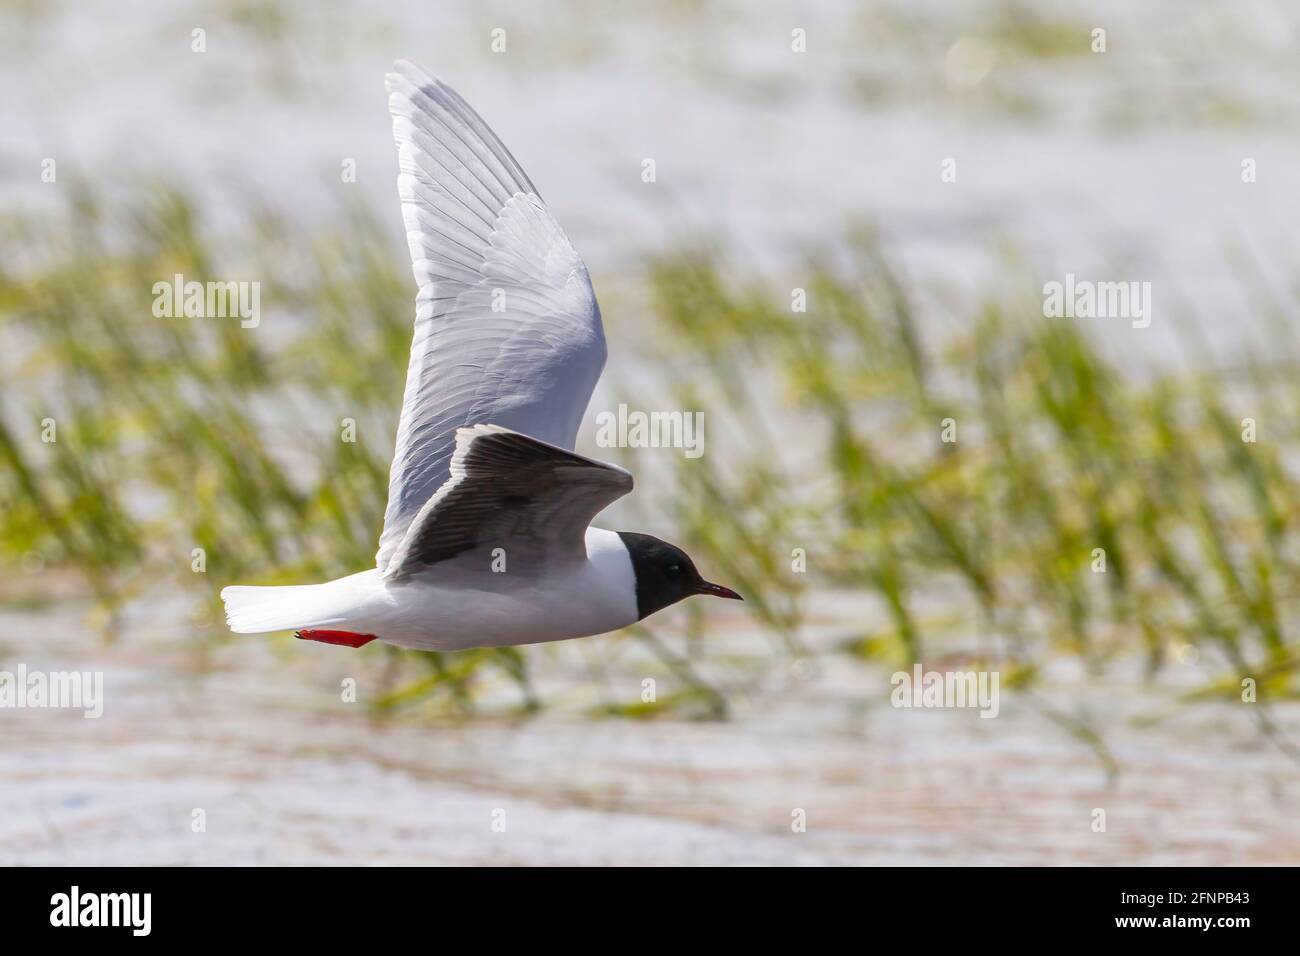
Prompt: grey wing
<box><xmin>384</xmin><ymin>425</ymin><xmax>633</xmax><ymax>581</ymax></box>
<box><xmin>377</xmin><ymin>60</ymin><xmax>607</xmax><ymax>571</ymax></box>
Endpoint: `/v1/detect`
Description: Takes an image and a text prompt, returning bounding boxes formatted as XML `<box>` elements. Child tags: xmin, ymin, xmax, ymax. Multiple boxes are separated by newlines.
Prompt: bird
<box><xmin>220</xmin><ymin>60</ymin><xmax>741</xmax><ymax>652</ymax></box>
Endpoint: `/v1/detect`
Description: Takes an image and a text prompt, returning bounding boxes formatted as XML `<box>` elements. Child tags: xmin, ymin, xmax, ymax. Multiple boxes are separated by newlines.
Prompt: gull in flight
<box><xmin>221</xmin><ymin>61</ymin><xmax>741</xmax><ymax>650</ymax></box>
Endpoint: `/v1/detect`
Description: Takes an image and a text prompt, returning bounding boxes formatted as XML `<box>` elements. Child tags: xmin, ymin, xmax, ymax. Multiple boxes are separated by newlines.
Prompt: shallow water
<box><xmin>3</xmin><ymin>0</ymin><xmax>1298</xmax><ymax>366</ymax></box>
<box><xmin>3</xmin><ymin>596</ymin><xmax>1296</xmax><ymax>866</ymax></box>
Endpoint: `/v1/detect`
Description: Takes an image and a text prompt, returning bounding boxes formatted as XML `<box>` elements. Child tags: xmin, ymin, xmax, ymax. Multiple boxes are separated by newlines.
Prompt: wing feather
<box><xmin>384</xmin><ymin>425</ymin><xmax>632</xmax><ymax>580</ymax></box>
<box><xmin>377</xmin><ymin>61</ymin><xmax>607</xmax><ymax>571</ymax></box>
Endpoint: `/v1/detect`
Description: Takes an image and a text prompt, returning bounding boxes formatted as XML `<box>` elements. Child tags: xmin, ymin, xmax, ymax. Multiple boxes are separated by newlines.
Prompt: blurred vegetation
<box><xmin>646</xmin><ymin>233</ymin><xmax>1300</xmax><ymax>764</ymax></box>
<box><xmin>0</xmin><ymin>185</ymin><xmax>1297</xmax><ymax>759</ymax></box>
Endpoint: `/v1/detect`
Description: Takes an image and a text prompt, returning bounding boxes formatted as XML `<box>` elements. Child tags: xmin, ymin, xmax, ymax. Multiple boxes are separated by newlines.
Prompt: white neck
<box><xmin>583</xmin><ymin>526</ymin><xmax>639</xmax><ymax>626</ymax></box>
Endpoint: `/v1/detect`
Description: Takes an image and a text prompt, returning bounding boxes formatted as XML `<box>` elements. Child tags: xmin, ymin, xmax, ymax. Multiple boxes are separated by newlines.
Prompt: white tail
<box><xmin>220</xmin><ymin>570</ymin><xmax>382</xmax><ymax>634</ymax></box>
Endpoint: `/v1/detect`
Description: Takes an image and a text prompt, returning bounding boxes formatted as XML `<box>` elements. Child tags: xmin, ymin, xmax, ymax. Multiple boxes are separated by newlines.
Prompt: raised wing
<box><xmin>377</xmin><ymin>61</ymin><xmax>607</xmax><ymax>571</ymax></box>
<box><xmin>384</xmin><ymin>425</ymin><xmax>633</xmax><ymax>580</ymax></box>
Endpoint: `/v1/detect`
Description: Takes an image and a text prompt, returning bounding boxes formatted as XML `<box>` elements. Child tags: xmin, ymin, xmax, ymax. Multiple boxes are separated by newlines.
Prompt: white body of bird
<box><xmin>223</xmin><ymin>527</ymin><xmax>638</xmax><ymax>650</ymax></box>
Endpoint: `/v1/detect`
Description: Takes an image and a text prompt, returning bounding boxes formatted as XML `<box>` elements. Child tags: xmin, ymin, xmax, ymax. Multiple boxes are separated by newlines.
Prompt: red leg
<box><xmin>295</xmin><ymin>629</ymin><xmax>379</xmax><ymax>648</ymax></box>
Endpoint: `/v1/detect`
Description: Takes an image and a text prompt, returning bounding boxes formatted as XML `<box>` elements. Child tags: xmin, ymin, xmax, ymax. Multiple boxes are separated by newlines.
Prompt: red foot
<box><xmin>295</xmin><ymin>629</ymin><xmax>379</xmax><ymax>648</ymax></box>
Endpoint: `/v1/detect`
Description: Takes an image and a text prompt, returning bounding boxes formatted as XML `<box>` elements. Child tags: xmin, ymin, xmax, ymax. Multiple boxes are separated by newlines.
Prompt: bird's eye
<box><xmin>666</xmin><ymin>564</ymin><xmax>682</xmax><ymax>576</ymax></box>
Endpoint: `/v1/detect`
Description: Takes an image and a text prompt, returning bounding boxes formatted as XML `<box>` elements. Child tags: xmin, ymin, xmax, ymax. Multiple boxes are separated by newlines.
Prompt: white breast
<box><xmin>350</xmin><ymin>527</ymin><xmax>638</xmax><ymax>651</ymax></box>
